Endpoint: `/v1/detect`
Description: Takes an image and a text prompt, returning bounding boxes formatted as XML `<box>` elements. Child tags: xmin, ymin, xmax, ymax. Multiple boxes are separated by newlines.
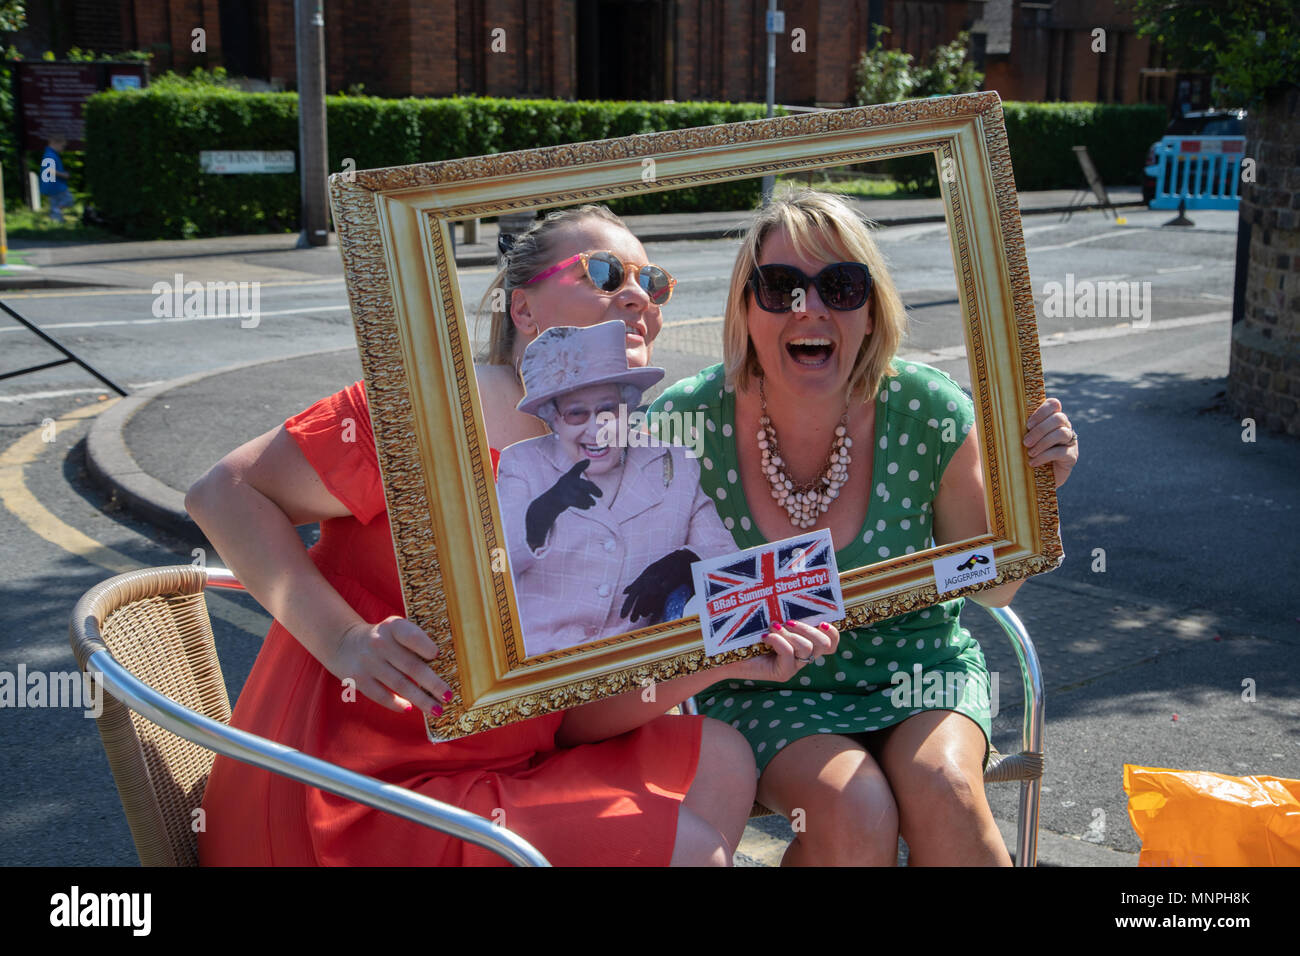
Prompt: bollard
<box><xmin>1164</xmin><ymin>197</ymin><xmax>1195</xmax><ymax>228</ymax></box>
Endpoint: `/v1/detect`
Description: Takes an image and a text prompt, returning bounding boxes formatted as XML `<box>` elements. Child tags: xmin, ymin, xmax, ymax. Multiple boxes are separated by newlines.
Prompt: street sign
<box><xmin>199</xmin><ymin>150</ymin><xmax>297</xmax><ymax>174</ymax></box>
<box><xmin>766</xmin><ymin>10</ymin><xmax>785</xmax><ymax>32</ymax></box>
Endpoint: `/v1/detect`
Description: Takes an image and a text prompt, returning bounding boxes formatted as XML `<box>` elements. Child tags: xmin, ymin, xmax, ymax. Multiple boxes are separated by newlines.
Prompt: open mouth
<box><xmin>582</xmin><ymin>443</ymin><xmax>612</xmax><ymax>460</ymax></box>
<box><xmin>786</xmin><ymin>337</ymin><xmax>835</xmax><ymax>367</ymax></box>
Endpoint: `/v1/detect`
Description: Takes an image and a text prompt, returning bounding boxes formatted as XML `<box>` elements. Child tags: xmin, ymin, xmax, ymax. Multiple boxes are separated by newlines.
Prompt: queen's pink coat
<box><xmin>497</xmin><ymin>435</ymin><xmax>736</xmax><ymax>655</ymax></box>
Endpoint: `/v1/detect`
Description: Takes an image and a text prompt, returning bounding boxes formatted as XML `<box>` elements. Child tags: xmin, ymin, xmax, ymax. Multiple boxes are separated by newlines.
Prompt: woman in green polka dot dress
<box><xmin>648</xmin><ymin>189</ymin><xmax>1079</xmax><ymax>865</ymax></box>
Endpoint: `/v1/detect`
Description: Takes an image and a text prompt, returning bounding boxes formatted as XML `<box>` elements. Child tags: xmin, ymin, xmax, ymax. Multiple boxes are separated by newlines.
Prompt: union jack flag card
<box><xmin>691</xmin><ymin>528</ymin><xmax>845</xmax><ymax>657</ymax></box>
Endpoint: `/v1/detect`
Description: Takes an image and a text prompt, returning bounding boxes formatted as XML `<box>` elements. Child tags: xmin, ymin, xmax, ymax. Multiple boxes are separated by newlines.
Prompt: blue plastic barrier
<box><xmin>1145</xmin><ymin>135</ymin><xmax>1246</xmax><ymax>210</ymax></box>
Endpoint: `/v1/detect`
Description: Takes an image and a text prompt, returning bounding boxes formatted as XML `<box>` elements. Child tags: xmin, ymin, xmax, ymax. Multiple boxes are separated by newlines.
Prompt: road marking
<box><xmin>0</xmin><ymin>403</ymin><xmax>258</xmax><ymax>632</ymax></box>
<box><xmin>899</xmin><ymin>311</ymin><xmax>1230</xmax><ymax>365</ymax></box>
<box><xmin>0</xmin><ymin>276</ymin><xmax>345</xmax><ymax>300</ymax></box>
<box><xmin>0</xmin><ymin>382</ymin><xmax>166</xmax><ymax>403</ymax></box>
<box><xmin>664</xmin><ymin>315</ymin><xmax>725</xmax><ymax>328</ymax></box>
<box><xmin>0</xmin><ymin>402</ymin><xmax>139</xmax><ymax>573</ymax></box>
<box><xmin>0</xmin><ymin>304</ymin><xmax>352</xmax><ymax>334</ymax></box>
<box><xmin>1156</xmin><ymin>264</ymin><xmax>1204</xmax><ymax>274</ymax></box>
<box><xmin>1031</xmin><ymin>231</ymin><xmax>1139</xmax><ymax>253</ymax></box>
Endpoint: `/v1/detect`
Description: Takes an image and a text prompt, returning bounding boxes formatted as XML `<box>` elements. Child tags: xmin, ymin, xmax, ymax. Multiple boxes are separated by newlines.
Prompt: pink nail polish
<box><xmin>404</xmin><ymin>703</ymin><xmax>414</xmax><ymax>712</ymax></box>
<box><xmin>430</xmin><ymin>704</ymin><xmax>443</xmax><ymax>717</ymax></box>
<box><xmin>819</xmin><ymin>622</ymin><xmax>831</xmax><ymax>632</ymax></box>
<box><xmin>443</xmin><ymin>690</ymin><xmax>453</xmax><ymax>703</ymax></box>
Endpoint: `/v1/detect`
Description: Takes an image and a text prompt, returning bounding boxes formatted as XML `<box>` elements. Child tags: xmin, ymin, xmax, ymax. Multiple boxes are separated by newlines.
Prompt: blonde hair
<box><xmin>723</xmin><ymin>186</ymin><xmax>906</xmax><ymax>401</ymax></box>
<box><xmin>478</xmin><ymin>204</ymin><xmax>629</xmax><ymax>365</ymax></box>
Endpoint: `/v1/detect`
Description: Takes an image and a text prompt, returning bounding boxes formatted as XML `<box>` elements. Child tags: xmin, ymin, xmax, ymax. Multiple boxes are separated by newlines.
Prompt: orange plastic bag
<box><xmin>1124</xmin><ymin>764</ymin><xmax>1300</xmax><ymax>866</ymax></box>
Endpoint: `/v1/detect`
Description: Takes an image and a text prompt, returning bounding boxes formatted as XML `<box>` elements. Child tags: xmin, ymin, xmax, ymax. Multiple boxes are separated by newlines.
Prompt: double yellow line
<box><xmin>0</xmin><ymin>401</ymin><xmax>138</xmax><ymax>572</ymax></box>
<box><xmin>0</xmin><ymin>401</ymin><xmax>266</xmax><ymax>631</ymax></box>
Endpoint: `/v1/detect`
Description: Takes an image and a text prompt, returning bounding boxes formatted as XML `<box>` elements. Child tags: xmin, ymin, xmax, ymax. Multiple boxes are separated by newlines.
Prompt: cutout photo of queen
<box><xmin>496</xmin><ymin>321</ymin><xmax>735</xmax><ymax>657</ymax></box>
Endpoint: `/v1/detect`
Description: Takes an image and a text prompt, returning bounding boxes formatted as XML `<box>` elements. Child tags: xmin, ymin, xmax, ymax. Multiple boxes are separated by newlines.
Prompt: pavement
<box><xmin>0</xmin><ymin>185</ymin><xmax>1143</xmax><ymax>285</ymax></box>
<box><xmin>9</xmin><ymin>183</ymin><xmax>1298</xmax><ymax>868</ymax></box>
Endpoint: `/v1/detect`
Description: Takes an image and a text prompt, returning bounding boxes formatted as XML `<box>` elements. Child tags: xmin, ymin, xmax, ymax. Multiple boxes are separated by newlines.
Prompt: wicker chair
<box><xmin>69</xmin><ymin>564</ymin><xmax>548</xmax><ymax>867</ymax></box>
<box><xmin>684</xmin><ymin>602</ymin><xmax>1045</xmax><ymax>866</ymax></box>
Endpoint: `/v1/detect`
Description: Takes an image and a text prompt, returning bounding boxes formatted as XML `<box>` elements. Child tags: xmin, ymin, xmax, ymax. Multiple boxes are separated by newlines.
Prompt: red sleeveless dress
<box><xmin>198</xmin><ymin>381</ymin><xmax>703</xmax><ymax>866</ymax></box>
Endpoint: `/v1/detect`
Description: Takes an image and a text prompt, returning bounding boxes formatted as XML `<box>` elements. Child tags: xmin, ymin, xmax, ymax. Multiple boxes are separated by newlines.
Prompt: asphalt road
<box><xmin>0</xmin><ymin>209</ymin><xmax>1235</xmax><ymax>404</ymax></box>
<box><xmin>5</xmin><ymin>207</ymin><xmax>1290</xmax><ymax>866</ymax></box>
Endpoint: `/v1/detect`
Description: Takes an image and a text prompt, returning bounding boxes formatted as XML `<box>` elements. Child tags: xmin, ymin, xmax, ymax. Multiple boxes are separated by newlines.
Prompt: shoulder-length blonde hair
<box><xmin>723</xmin><ymin>186</ymin><xmax>905</xmax><ymax>401</ymax></box>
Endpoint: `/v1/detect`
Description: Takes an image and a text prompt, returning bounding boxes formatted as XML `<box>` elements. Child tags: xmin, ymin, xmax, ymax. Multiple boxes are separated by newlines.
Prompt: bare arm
<box><xmin>932</xmin><ymin>398</ymin><xmax>1078</xmax><ymax>608</ymax></box>
<box><xmin>185</xmin><ymin>425</ymin><xmax>451</xmax><ymax>714</ymax></box>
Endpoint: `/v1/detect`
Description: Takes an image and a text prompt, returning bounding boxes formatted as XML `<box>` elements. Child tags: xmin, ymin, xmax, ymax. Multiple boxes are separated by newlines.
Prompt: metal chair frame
<box><xmin>684</xmin><ymin>602</ymin><xmax>1045</xmax><ymax>866</ymax></box>
<box><xmin>73</xmin><ymin>565</ymin><xmax>1042</xmax><ymax>867</ymax></box>
<box><xmin>70</xmin><ymin>565</ymin><xmax>549</xmax><ymax>867</ymax></box>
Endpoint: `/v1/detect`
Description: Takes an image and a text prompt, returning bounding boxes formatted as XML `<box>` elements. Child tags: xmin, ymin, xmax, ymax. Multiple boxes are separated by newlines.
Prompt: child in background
<box><xmin>41</xmin><ymin>135</ymin><xmax>73</xmax><ymax>223</ymax></box>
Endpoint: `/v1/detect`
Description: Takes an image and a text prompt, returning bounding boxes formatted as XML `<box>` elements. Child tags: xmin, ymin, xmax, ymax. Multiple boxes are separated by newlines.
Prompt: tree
<box><xmin>1124</xmin><ymin>0</ymin><xmax>1298</xmax><ymax>106</ymax></box>
<box><xmin>851</xmin><ymin>26</ymin><xmax>983</xmax><ymax>192</ymax></box>
<box><xmin>853</xmin><ymin>25</ymin><xmax>983</xmax><ymax>106</ymax></box>
<box><xmin>0</xmin><ymin>1</ymin><xmax>24</xmax><ymax>35</ymax></box>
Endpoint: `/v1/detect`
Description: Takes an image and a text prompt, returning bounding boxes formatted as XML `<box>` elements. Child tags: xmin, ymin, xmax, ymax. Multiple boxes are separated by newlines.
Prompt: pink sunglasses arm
<box><xmin>525</xmin><ymin>254</ymin><xmax>582</xmax><ymax>285</ymax></box>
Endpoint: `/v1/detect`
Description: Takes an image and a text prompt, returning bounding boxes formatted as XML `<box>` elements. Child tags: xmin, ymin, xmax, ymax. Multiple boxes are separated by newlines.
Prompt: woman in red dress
<box><xmin>191</xmin><ymin>205</ymin><xmax>839</xmax><ymax>866</ymax></box>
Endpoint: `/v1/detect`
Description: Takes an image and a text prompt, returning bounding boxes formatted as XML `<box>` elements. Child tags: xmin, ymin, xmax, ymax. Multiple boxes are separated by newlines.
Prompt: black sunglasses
<box><xmin>748</xmin><ymin>262</ymin><xmax>874</xmax><ymax>313</ymax></box>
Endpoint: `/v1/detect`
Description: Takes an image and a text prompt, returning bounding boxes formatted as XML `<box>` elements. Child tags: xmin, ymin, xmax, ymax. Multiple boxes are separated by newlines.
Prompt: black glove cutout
<box><xmin>620</xmin><ymin>548</ymin><xmax>699</xmax><ymax>624</ymax></box>
<box><xmin>525</xmin><ymin>459</ymin><xmax>602</xmax><ymax>552</ymax></box>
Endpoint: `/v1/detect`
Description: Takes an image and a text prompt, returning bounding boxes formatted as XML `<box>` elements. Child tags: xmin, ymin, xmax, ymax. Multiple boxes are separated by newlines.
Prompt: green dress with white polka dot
<box><xmin>647</xmin><ymin>359</ymin><xmax>993</xmax><ymax>774</ymax></box>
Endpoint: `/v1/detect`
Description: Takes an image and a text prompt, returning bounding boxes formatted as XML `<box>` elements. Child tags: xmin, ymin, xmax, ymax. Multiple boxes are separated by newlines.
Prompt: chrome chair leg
<box><xmin>983</xmin><ymin>604</ymin><xmax>1044</xmax><ymax>868</ymax></box>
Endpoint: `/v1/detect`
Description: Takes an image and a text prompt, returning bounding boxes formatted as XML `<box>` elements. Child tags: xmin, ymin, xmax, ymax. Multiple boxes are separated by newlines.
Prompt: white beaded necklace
<box><xmin>757</xmin><ymin>374</ymin><xmax>852</xmax><ymax>528</ymax></box>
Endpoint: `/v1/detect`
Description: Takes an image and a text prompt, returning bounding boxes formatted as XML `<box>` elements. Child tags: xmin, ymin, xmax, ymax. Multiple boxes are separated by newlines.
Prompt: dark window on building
<box><xmin>220</xmin><ymin>0</ymin><xmax>268</xmax><ymax>79</ymax></box>
<box><xmin>577</xmin><ymin>0</ymin><xmax>671</xmax><ymax>100</ymax></box>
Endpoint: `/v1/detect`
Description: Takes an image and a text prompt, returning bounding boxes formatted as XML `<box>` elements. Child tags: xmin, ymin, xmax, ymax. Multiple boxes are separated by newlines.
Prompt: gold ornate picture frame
<box><xmin>327</xmin><ymin>90</ymin><xmax>1061</xmax><ymax>742</ymax></box>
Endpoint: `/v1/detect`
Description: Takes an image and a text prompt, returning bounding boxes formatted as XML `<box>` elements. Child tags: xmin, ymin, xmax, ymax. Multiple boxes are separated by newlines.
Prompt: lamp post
<box><xmin>762</xmin><ymin>3</ymin><xmax>784</xmax><ymax>204</ymax></box>
<box><xmin>295</xmin><ymin>0</ymin><xmax>329</xmax><ymax>247</ymax></box>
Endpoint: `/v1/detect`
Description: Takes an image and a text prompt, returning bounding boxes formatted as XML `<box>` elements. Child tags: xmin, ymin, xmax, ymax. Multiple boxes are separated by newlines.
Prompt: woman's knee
<box><xmin>762</xmin><ymin>740</ymin><xmax>900</xmax><ymax>864</ymax></box>
<box><xmin>902</xmin><ymin>751</ymin><xmax>984</xmax><ymax>813</ymax></box>
<box><xmin>685</xmin><ymin>719</ymin><xmax>757</xmax><ymax>835</ymax></box>
<box><xmin>695</xmin><ymin>718</ymin><xmax>758</xmax><ymax>789</ymax></box>
<box><xmin>670</xmin><ymin>805</ymin><xmax>733</xmax><ymax>867</ymax></box>
<box><xmin>806</xmin><ymin>765</ymin><xmax>899</xmax><ymax>854</ymax></box>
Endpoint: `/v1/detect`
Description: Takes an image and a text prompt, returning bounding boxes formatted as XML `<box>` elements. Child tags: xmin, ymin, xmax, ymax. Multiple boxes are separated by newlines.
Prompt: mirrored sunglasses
<box><xmin>527</xmin><ymin>251</ymin><xmax>677</xmax><ymax>305</ymax></box>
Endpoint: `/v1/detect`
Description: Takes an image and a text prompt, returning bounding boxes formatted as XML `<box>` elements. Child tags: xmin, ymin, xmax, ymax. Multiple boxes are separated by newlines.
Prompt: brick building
<box><xmin>14</xmin><ymin>0</ymin><xmax>1180</xmax><ymax>108</ymax></box>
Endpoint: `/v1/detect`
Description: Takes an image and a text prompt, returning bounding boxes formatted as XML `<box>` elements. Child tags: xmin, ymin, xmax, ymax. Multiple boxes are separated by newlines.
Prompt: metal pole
<box><xmin>761</xmin><ymin>1</ymin><xmax>778</xmax><ymax>204</ymax></box>
<box><xmin>295</xmin><ymin>0</ymin><xmax>330</xmax><ymax>247</ymax></box>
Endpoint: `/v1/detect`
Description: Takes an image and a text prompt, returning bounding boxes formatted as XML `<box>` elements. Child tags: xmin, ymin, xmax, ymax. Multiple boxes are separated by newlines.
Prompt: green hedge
<box><xmin>83</xmin><ymin>92</ymin><xmax>773</xmax><ymax>238</ymax></box>
<box><xmin>1001</xmin><ymin>101</ymin><xmax>1167</xmax><ymax>190</ymax></box>
<box><xmin>81</xmin><ymin>92</ymin><xmax>1169</xmax><ymax>237</ymax></box>
<box><xmin>872</xmin><ymin>100</ymin><xmax>1168</xmax><ymax>194</ymax></box>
